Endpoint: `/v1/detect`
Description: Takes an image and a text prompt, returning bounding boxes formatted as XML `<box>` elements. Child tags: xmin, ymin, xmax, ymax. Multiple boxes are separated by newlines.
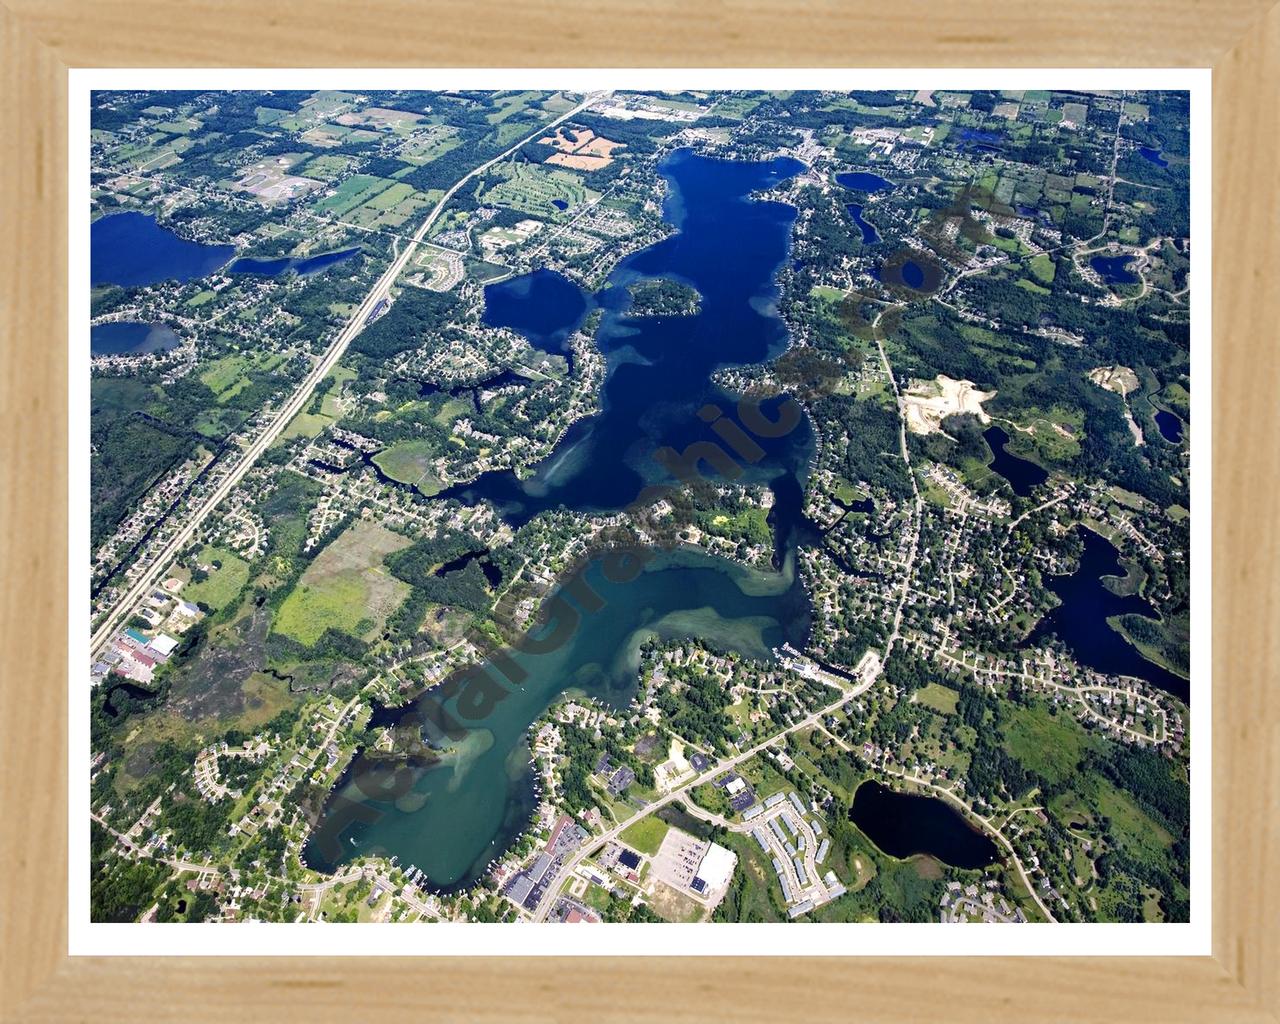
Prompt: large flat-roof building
<box><xmin>691</xmin><ymin>842</ymin><xmax>736</xmax><ymax>895</ymax></box>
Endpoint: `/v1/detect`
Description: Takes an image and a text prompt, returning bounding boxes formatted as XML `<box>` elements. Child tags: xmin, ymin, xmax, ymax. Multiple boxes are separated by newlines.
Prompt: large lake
<box><xmin>91</xmin><ymin>211</ymin><xmax>235</xmax><ymax>287</ymax></box>
<box><xmin>1154</xmin><ymin>408</ymin><xmax>1184</xmax><ymax>444</ymax></box>
<box><xmin>1029</xmin><ymin>526</ymin><xmax>1189</xmax><ymax>701</ymax></box>
<box><xmin>846</xmin><ymin>203</ymin><xmax>879</xmax><ymax>244</ymax></box>
<box><xmin>1090</xmin><ymin>254</ymin><xmax>1139</xmax><ymax>286</ymax></box>
<box><xmin>304</xmin><ymin>150</ymin><xmax>818</xmax><ymax>888</ymax></box>
<box><xmin>836</xmin><ymin>171</ymin><xmax>894</xmax><ymax>193</ymax></box>
<box><xmin>983</xmin><ymin>425</ymin><xmax>1048</xmax><ymax>497</ymax></box>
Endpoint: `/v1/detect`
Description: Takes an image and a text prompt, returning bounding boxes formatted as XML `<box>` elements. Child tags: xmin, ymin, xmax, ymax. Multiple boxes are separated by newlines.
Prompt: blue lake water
<box><xmin>90</xmin><ymin>321</ymin><xmax>181</xmax><ymax>357</ymax></box>
<box><xmin>1028</xmin><ymin>527</ymin><xmax>1189</xmax><ymax>701</ymax></box>
<box><xmin>1154</xmin><ymin>409</ymin><xmax>1183</xmax><ymax>444</ymax></box>
<box><xmin>228</xmin><ymin>247</ymin><xmax>362</xmax><ymax>277</ymax></box>
<box><xmin>836</xmin><ymin>171</ymin><xmax>894</xmax><ymax>193</ymax></box>
<box><xmin>551</xmin><ymin>198</ymin><xmax>569</xmax><ymax>211</ymax></box>
<box><xmin>983</xmin><ymin>425</ymin><xmax>1048</xmax><ymax>497</ymax></box>
<box><xmin>91</xmin><ymin>212</ymin><xmax>235</xmax><ymax>287</ymax></box>
<box><xmin>846</xmin><ymin>203</ymin><xmax>879</xmax><ymax>244</ymax></box>
<box><xmin>1090</xmin><ymin>254</ymin><xmax>1139</xmax><ymax>286</ymax></box>
<box><xmin>439</xmin><ymin>149</ymin><xmax>812</xmax><ymax>527</ymax></box>
<box><xmin>1138</xmin><ymin>146</ymin><xmax>1169</xmax><ymax>168</ymax></box>
<box><xmin>482</xmin><ymin>267</ymin><xmax>592</xmax><ymax>361</ymax></box>
<box><xmin>306</xmin><ymin>149</ymin><xmax>819</xmax><ymax>889</ymax></box>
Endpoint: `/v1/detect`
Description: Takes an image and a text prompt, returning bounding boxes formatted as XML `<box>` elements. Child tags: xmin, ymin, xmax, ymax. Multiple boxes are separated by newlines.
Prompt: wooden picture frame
<box><xmin>2</xmin><ymin>1</ymin><xmax>1276</xmax><ymax>1018</ymax></box>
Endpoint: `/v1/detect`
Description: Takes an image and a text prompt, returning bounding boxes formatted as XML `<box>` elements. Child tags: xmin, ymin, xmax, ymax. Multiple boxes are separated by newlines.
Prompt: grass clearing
<box><xmin>272</xmin><ymin>520</ymin><xmax>412</xmax><ymax>647</ymax></box>
<box><xmin>619</xmin><ymin>815</ymin><xmax>670</xmax><ymax>856</ymax></box>
<box><xmin>313</xmin><ymin>174</ymin><xmax>396</xmax><ymax>217</ymax></box>
<box><xmin>1028</xmin><ymin>252</ymin><xmax>1056</xmax><ymax>284</ymax></box>
<box><xmin>915</xmin><ymin>682</ymin><xmax>959</xmax><ymax>715</ymax></box>
<box><xmin>371</xmin><ymin>439</ymin><xmax>444</xmax><ymax>495</ymax></box>
<box><xmin>276</xmin><ymin>410</ymin><xmax>334</xmax><ymax>444</ymax></box>
<box><xmin>1001</xmin><ymin>701</ymin><xmax>1099</xmax><ymax>785</ymax></box>
<box><xmin>184</xmin><ymin>546</ymin><xmax>250</xmax><ymax>612</ymax></box>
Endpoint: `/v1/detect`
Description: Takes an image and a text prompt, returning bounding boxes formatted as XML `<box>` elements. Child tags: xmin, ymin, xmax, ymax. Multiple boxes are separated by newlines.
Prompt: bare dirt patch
<box><xmin>1086</xmin><ymin>365</ymin><xmax>1140</xmax><ymax>396</ymax></box>
<box><xmin>648</xmin><ymin>880</ymin><xmax>706</xmax><ymax>923</ymax></box>
<box><xmin>902</xmin><ymin>375</ymin><xmax>996</xmax><ymax>435</ymax></box>
<box><xmin>335</xmin><ymin>107</ymin><xmax>425</xmax><ymax>130</ymax></box>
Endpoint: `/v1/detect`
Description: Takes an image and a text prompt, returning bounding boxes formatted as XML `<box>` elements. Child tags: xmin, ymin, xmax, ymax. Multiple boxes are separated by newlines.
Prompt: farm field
<box><xmin>198</xmin><ymin>352</ymin><xmax>285</xmax><ymax>404</ymax></box>
<box><xmin>345</xmin><ymin>184</ymin><xmax>440</xmax><ymax>229</ymax></box>
<box><xmin>313</xmin><ymin>174</ymin><xmax>397</xmax><ymax>217</ymax></box>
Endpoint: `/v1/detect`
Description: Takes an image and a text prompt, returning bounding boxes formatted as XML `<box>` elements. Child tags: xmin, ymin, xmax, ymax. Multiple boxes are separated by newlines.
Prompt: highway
<box><xmin>89</xmin><ymin>93</ymin><xmax>607</xmax><ymax>660</ymax></box>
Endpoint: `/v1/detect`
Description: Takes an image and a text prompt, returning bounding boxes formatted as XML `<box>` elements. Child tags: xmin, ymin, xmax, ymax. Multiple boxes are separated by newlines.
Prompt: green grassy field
<box><xmin>486</xmin><ymin>90</ymin><xmax>543</xmax><ymax>123</ymax></box>
<box><xmin>832</xmin><ymin>477</ymin><xmax>868</xmax><ymax>505</ymax></box>
<box><xmin>1028</xmin><ymin>252</ymin><xmax>1056</xmax><ymax>284</ymax></box>
<box><xmin>345</xmin><ymin>186</ymin><xmax>437</xmax><ymax>229</ymax></box>
<box><xmin>272</xmin><ymin>520</ymin><xmax>412</xmax><ymax>647</ymax></box>
<box><xmin>481</xmin><ymin>162</ymin><xmax>596</xmax><ymax>216</ymax></box>
<box><xmin>313</xmin><ymin>174</ymin><xmax>396</xmax><ymax>217</ymax></box>
<box><xmin>809</xmin><ymin>284</ymin><xmax>846</xmax><ymax>303</ymax></box>
<box><xmin>713</xmin><ymin>831</ymin><xmax>785</xmax><ymax>922</ymax></box>
<box><xmin>184</xmin><ymin>546</ymin><xmax>250</xmax><ymax>612</ymax></box>
<box><xmin>1001</xmin><ymin>701</ymin><xmax>1101</xmax><ymax>785</ymax></box>
<box><xmin>198</xmin><ymin>352</ymin><xmax>284</xmax><ymax>404</ymax></box>
<box><xmin>298</xmin><ymin>154</ymin><xmax>353</xmax><ymax>181</ymax></box>
<box><xmin>915</xmin><ymin>682</ymin><xmax>959</xmax><ymax>715</ymax></box>
<box><xmin>619</xmin><ymin>815</ymin><xmax>670</xmax><ymax>856</ymax></box>
<box><xmin>363</xmin><ymin>181</ymin><xmax>417</xmax><ymax>210</ymax></box>
<box><xmin>276</xmin><ymin>410</ymin><xmax>334</xmax><ymax>443</ymax></box>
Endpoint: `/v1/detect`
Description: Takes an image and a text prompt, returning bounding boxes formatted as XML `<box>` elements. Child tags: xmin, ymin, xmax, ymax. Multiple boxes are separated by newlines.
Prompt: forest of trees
<box><xmin>348</xmin><ymin>286</ymin><xmax>465</xmax><ymax>362</ymax></box>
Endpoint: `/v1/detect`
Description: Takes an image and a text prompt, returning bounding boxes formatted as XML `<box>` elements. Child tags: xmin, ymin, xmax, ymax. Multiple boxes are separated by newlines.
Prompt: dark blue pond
<box><xmin>1028</xmin><ymin>527</ymin><xmax>1189</xmax><ymax>701</ymax></box>
<box><xmin>1154</xmin><ymin>409</ymin><xmax>1183</xmax><ymax>444</ymax></box>
<box><xmin>1090</xmin><ymin>254</ymin><xmax>1139</xmax><ymax>286</ymax></box>
<box><xmin>850</xmin><ymin>781</ymin><xmax>1001</xmax><ymax>869</ymax></box>
<box><xmin>983</xmin><ymin>426</ymin><xmax>1048</xmax><ymax>498</ymax></box>
<box><xmin>846</xmin><ymin>203</ymin><xmax>879</xmax><ymax>244</ymax></box>
<box><xmin>228</xmin><ymin>247</ymin><xmax>362</xmax><ymax>277</ymax></box>
<box><xmin>482</xmin><ymin>267</ymin><xmax>592</xmax><ymax>360</ymax></box>
<box><xmin>901</xmin><ymin>260</ymin><xmax>925</xmax><ymax>289</ymax></box>
<box><xmin>90</xmin><ymin>321</ymin><xmax>181</xmax><ymax>357</ymax></box>
<box><xmin>1138</xmin><ymin>146</ymin><xmax>1169</xmax><ymax>168</ymax></box>
<box><xmin>551</xmin><ymin>198</ymin><xmax>569</xmax><ymax>211</ymax></box>
<box><xmin>836</xmin><ymin>171</ymin><xmax>894</xmax><ymax>193</ymax></box>
<box><xmin>91</xmin><ymin>212</ymin><xmax>235</xmax><ymax>287</ymax></box>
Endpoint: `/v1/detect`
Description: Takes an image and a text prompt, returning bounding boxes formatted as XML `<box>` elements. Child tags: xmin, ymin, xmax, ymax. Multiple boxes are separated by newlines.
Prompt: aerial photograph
<box><xmin>87</xmin><ymin>86</ymin><xmax>1191</xmax><ymax>927</ymax></box>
